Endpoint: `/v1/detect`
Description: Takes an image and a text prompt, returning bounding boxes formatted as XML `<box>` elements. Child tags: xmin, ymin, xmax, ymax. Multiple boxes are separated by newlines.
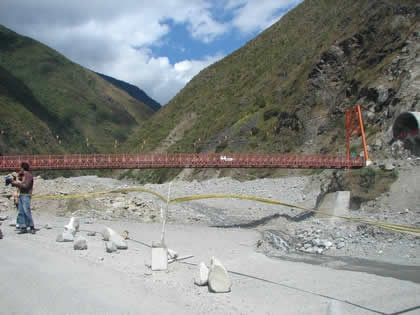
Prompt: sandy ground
<box><xmin>1</xmin><ymin>214</ymin><xmax>420</xmax><ymax>315</ymax></box>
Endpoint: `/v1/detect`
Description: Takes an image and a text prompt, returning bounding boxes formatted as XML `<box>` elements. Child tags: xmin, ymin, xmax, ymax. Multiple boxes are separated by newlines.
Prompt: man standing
<box><xmin>12</xmin><ymin>162</ymin><xmax>35</xmax><ymax>234</ymax></box>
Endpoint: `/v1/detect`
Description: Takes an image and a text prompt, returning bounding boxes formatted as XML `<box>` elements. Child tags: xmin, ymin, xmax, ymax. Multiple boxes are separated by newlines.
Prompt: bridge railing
<box><xmin>0</xmin><ymin>153</ymin><xmax>364</xmax><ymax>171</ymax></box>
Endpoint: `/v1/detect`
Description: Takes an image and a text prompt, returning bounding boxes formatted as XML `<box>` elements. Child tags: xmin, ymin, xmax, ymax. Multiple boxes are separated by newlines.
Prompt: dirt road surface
<box><xmin>1</xmin><ymin>214</ymin><xmax>419</xmax><ymax>315</ymax></box>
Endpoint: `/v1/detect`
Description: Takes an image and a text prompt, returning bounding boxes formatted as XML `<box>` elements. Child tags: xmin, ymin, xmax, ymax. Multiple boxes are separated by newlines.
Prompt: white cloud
<box><xmin>227</xmin><ymin>0</ymin><xmax>303</xmax><ymax>34</ymax></box>
<box><xmin>0</xmin><ymin>0</ymin><xmax>302</xmax><ymax>104</ymax></box>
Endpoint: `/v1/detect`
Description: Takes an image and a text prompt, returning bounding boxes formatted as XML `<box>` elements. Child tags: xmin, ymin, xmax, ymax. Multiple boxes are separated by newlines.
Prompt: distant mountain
<box><xmin>96</xmin><ymin>73</ymin><xmax>161</xmax><ymax>112</ymax></box>
<box><xmin>0</xmin><ymin>25</ymin><xmax>154</xmax><ymax>155</ymax></box>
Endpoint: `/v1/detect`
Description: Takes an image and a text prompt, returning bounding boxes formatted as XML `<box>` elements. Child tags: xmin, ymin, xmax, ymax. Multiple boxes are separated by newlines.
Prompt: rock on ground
<box><xmin>106</xmin><ymin>241</ymin><xmax>118</xmax><ymax>253</ymax></box>
<box><xmin>74</xmin><ymin>237</ymin><xmax>88</xmax><ymax>250</ymax></box>
<box><xmin>102</xmin><ymin>227</ymin><xmax>128</xmax><ymax>250</ymax></box>
<box><xmin>194</xmin><ymin>262</ymin><xmax>209</xmax><ymax>286</ymax></box>
<box><xmin>208</xmin><ymin>257</ymin><xmax>232</xmax><ymax>293</ymax></box>
<box><xmin>56</xmin><ymin>231</ymin><xmax>74</xmax><ymax>242</ymax></box>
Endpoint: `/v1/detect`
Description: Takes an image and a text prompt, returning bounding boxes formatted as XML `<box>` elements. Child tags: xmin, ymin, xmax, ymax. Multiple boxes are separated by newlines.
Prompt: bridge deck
<box><xmin>0</xmin><ymin>153</ymin><xmax>364</xmax><ymax>171</ymax></box>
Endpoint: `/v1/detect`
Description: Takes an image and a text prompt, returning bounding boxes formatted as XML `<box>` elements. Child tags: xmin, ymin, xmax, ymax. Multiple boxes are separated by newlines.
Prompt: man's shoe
<box><xmin>17</xmin><ymin>228</ymin><xmax>27</xmax><ymax>234</ymax></box>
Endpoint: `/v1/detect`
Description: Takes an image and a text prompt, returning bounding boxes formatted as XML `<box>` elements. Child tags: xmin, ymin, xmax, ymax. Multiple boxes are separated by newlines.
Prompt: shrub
<box><xmin>391</xmin><ymin>168</ymin><xmax>399</xmax><ymax>179</ymax></box>
<box><xmin>264</xmin><ymin>109</ymin><xmax>279</xmax><ymax>121</ymax></box>
<box><xmin>360</xmin><ymin>167</ymin><xmax>376</xmax><ymax>189</ymax></box>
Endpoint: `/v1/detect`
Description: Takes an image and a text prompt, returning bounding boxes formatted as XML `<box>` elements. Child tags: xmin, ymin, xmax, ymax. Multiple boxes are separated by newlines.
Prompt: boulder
<box><xmin>106</xmin><ymin>241</ymin><xmax>118</xmax><ymax>253</ymax></box>
<box><xmin>208</xmin><ymin>257</ymin><xmax>232</xmax><ymax>293</ymax></box>
<box><xmin>102</xmin><ymin>227</ymin><xmax>128</xmax><ymax>249</ymax></box>
<box><xmin>56</xmin><ymin>231</ymin><xmax>74</xmax><ymax>242</ymax></box>
<box><xmin>194</xmin><ymin>262</ymin><xmax>209</xmax><ymax>286</ymax></box>
<box><xmin>74</xmin><ymin>237</ymin><xmax>88</xmax><ymax>250</ymax></box>
<box><xmin>336</xmin><ymin>242</ymin><xmax>345</xmax><ymax>249</ymax></box>
<box><xmin>384</xmin><ymin>162</ymin><xmax>395</xmax><ymax>171</ymax></box>
<box><xmin>167</xmin><ymin>248</ymin><xmax>178</xmax><ymax>260</ymax></box>
<box><xmin>64</xmin><ymin>217</ymin><xmax>80</xmax><ymax>235</ymax></box>
<box><xmin>319</xmin><ymin>240</ymin><xmax>333</xmax><ymax>248</ymax></box>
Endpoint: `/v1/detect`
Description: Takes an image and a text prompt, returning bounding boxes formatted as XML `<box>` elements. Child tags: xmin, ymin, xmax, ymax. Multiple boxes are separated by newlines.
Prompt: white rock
<box><xmin>312</xmin><ymin>239</ymin><xmax>321</xmax><ymax>246</ymax></box>
<box><xmin>384</xmin><ymin>162</ymin><xmax>395</xmax><ymax>171</ymax></box>
<box><xmin>44</xmin><ymin>223</ymin><xmax>53</xmax><ymax>230</ymax></box>
<box><xmin>208</xmin><ymin>257</ymin><xmax>232</xmax><ymax>293</ymax></box>
<box><xmin>167</xmin><ymin>248</ymin><xmax>178</xmax><ymax>260</ymax></box>
<box><xmin>56</xmin><ymin>231</ymin><xmax>74</xmax><ymax>242</ymax></box>
<box><xmin>319</xmin><ymin>240</ymin><xmax>333</xmax><ymax>248</ymax></box>
<box><xmin>74</xmin><ymin>237</ymin><xmax>88</xmax><ymax>250</ymax></box>
<box><xmin>64</xmin><ymin>217</ymin><xmax>80</xmax><ymax>235</ymax></box>
<box><xmin>106</xmin><ymin>241</ymin><xmax>118</xmax><ymax>253</ymax></box>
<box><xmin>194</xmin><ymin>262</ymin><xmax>209</xmax><ymax>286</ymax></box>
<box><xmin>101</xmin><ymin>227</ymin><xmax>128</xmax><ymax>249</ymax></box>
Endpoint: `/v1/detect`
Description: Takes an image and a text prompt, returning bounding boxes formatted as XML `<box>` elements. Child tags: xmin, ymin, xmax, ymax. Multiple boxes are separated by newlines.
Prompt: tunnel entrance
<box><xmin>392</xmin><ymin>112</ymin><xmax>420</xmax><ymax>156</ymax></box>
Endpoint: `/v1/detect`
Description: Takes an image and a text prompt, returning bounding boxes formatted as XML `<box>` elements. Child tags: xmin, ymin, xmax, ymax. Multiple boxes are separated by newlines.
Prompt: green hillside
<box><xmin>0</xmin><ymin>25</ymin><xmax>154</xmax><ymax>155</ymax></box>
<box><xmin>123</xmin><ymin>0</ymin><xmax>418</xmax><ymax>181</ymax></box>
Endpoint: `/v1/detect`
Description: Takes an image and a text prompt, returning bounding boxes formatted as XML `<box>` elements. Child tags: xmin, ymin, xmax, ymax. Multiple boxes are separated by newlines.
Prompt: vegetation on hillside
<box><xmin>97</xmin><ymin>72</ymin><xmax>161</xmax><ymax>112</ymax></box>
<box><xmin>0</xmin><ymin>25</ymin><xmax>155</xmax><ymax>155</ymax></box>
<box><xmin>123</xmin><ymin>0</ymin><xmax>418</xmax><ymax>181</ymax></box>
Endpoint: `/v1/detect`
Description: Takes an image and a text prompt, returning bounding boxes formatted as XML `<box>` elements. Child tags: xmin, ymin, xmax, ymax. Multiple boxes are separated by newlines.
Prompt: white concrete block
<box><xmin>317</xmin><ymin>191</ymin><xmax>351</xmax><ymax>223</ymax></box>
<box><xmin>151</xmin><ymin>241</ymin><xmax>168</xmax><ymax>271</ymax></box>
<box><xmin>208</xmin><ymin>257</ymin><xmax>232</xmax><ymax>293</ymax></box>
<box><xmin>194</xmin><ymin>262</ymin><xmax>209</xmax><ymax>286</ymax></box>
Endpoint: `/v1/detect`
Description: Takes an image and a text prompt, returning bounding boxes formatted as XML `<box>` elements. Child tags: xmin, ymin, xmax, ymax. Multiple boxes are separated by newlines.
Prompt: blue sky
<box><xmin>0</xmin><ymin>0</ymin><xmax>303</xmax><ymax>105</ymax></box>
<box><xmin>151</xmin><ymin>19</ymin><xmax>253</xmax><ymax>64</ymax></box>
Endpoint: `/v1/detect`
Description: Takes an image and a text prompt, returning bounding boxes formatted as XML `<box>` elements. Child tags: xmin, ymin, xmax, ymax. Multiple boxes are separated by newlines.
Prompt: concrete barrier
<box><xmin>151</xmin><ymin>241</ymin><xmax>168</xmax><ymax>271</ymax></box>
<box><xmin>317</xmin><ymin>191</ymin><xmax>350</xmax><ymax>223</ymax></box>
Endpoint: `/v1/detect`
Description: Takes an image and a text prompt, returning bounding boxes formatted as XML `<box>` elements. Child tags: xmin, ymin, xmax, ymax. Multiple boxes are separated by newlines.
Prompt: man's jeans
<box><xmin>16</xmin><ymin>195</ymin><xmax>34</xmax><ymax>229</ymax></box>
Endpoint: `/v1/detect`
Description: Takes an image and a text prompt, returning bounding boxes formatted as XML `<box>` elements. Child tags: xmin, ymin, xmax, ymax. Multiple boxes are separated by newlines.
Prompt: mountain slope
<box><xmin>0</xmin><ymin>25</ymin><xmax>154</xmax><ymax>155</ymax></box>
<box><xmin>123</xmin><ymin>0</ymin><xmax>419</xmax><ymax>181</ymax></box>
<box><xmin>96</xmin><ymin>73</ymin><xmax>161</xmax><ymax>112</ymax></box>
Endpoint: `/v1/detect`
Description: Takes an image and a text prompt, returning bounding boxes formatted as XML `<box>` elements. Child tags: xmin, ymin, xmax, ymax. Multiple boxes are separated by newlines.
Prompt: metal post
<box><xmin>356</xmin><ymin>105</ymin><xmax>371</xmax><ymax>165</ymax></box>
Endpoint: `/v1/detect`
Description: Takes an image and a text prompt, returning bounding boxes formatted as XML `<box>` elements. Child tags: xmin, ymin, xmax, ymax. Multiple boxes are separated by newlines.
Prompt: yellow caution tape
<box><xmin>31</xmin><ymin>188</ymin><xmax>167</xmax><ymax>202</ymax></box>
<box><xmin>4</xmin><ymin>188</ymin><xmax>419</xmax><ymax>236</ymax></box>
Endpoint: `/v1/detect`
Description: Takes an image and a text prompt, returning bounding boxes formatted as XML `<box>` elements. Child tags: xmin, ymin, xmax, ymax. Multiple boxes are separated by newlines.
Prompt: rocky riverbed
<box><xmin>1</xmin><ymin>156</ymin><xmax>419</xmax><ymax>268</ymax></box>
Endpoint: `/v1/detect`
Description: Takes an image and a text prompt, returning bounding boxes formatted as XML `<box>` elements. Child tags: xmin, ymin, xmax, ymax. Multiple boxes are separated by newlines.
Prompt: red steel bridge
<box><xmin>0</xmin><ymin>105</ymin><xmax>368</xmax><ymax>171</ymax></box>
